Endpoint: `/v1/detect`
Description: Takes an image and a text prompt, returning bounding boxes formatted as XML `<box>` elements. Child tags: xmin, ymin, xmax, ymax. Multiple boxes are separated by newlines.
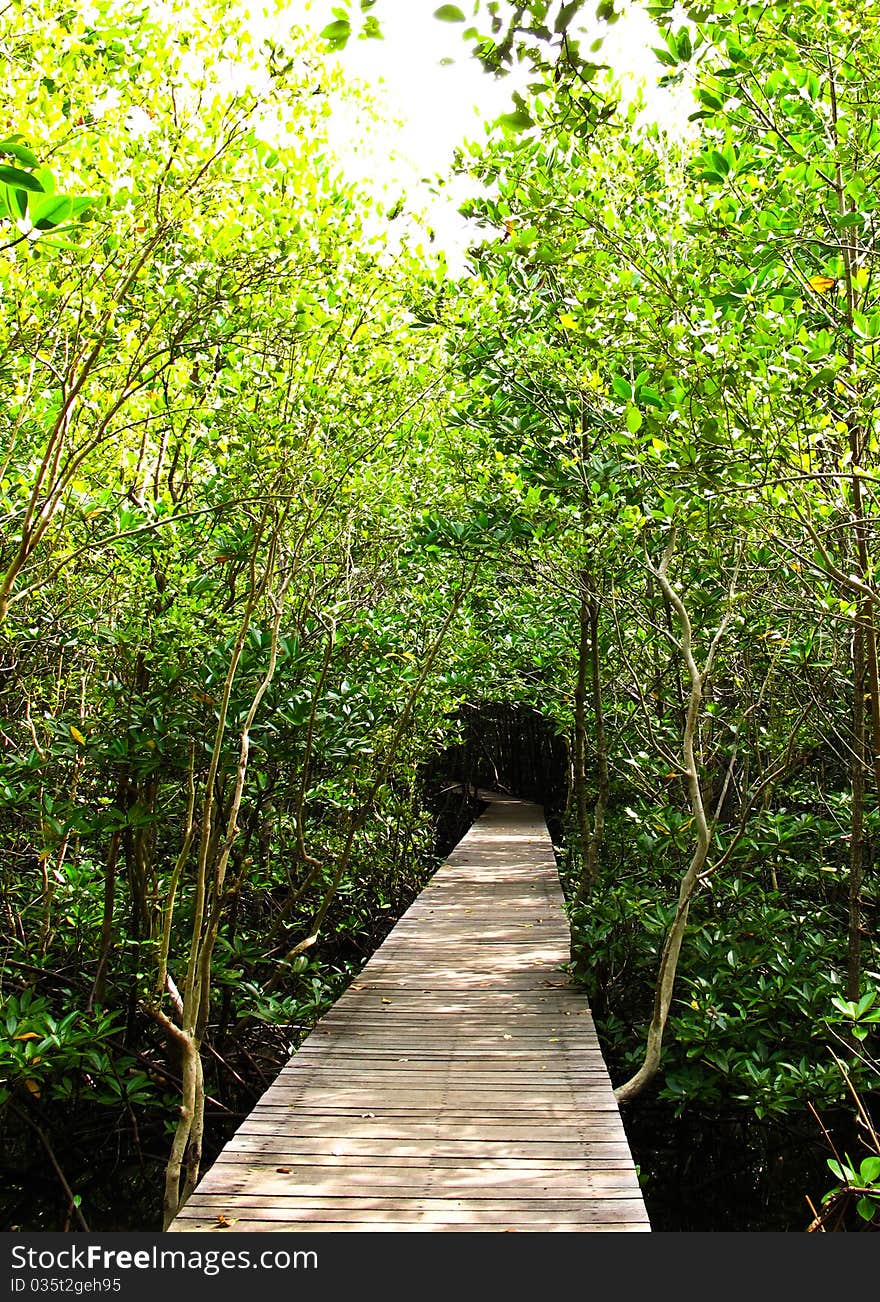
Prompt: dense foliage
<box><xmin>1</xmin><ymin>0</ymin><xmax>878</xmax><ymax>1231</ymax></box>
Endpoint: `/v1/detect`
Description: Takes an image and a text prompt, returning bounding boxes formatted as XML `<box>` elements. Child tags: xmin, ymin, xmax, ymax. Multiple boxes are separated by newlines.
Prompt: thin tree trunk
<box><xmin>847</xmin><ymin>617</ymin><xmax>866</xmax><ymax>1001</ymax></box>
<box><xmin>616</xmin><ymin>533</ymin><xmax>727</xmax><ymax>1105</ymax></box>
<box><xmin>572</xmin><ymin>579</ymin><xmax>592</xmax><ymax>889</ymax></box>
<box><xmin>89</xmin><ymin>829</ymin><xmax>121</xmax><ymax>1010</ymax></box>
<box><xmin>575</xmin><ymin>590</ymin><xmax>609</xmax><ymax>902</ymax></box>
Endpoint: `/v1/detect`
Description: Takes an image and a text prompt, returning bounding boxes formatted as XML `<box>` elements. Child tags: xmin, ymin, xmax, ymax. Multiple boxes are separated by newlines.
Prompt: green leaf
<box><xmin>0</xmin><ymin>139</ymin><xmax>38</xmax><ymax>168</ymax></box>
<box><xmin>31</xmin><ymin>165</ymin><xmax>56</xmax><ymax>195</ymax></box>
<box><xmin>611</xmin><ymin>375</ymin><xmax>632</xmax><ymax>401</ymax></box>
<box><xmin>498</xmin><ymin>110</ymin><xmax>534</xmax><ymax>131</ymax></box>
<box><xmin>1</xmin><ymin>182</ymin><xmax>28</xmax><ymax>217</ymax></box>
<box><xmin>0</xmin><ymin>165</ymin><xmax>43</xmax><ymax>192</ymax></box>
<box><xmin>852</xmin><ymin>310</ymin><xmax>875</xmax><ymax>339</ymax></box>
<box><xmin>662</xmin><ymin>27</ymin><xmax>679</xmax><ymax>60</ymax></box>
<box><xmin>434</xmin><ymin>5</ymin><xmax>466</xmax><ymax>19</ymax></box>
<box><xmin>804</xmin><ymin>367</ymin><xmax>836</xmax><ymax>392</ymax></box>
<box><xmin>859</xmin><ymin>1157</ymin><xmax>880</xmax><ymax>1184</ymax></box>
<box><xmin>319</xmin><ymin>19</ymin><xmax>351</xmax><ymax>47</ymax></box>
<box><xmin>856</xmin><ymin>990</ymin><xmax>877</xmax><ymax>1017</ymax></box>
<box><xmin>639</xmin><ymin>386</ymin><xmax>663</xmax><ymax>408</ymax></box>
<box><xmin>626</xmin><ymin>405</ymin><xmax>643</xmax><ymax>433</ymax></box>
<box><xmin>30</xmin><ymin>194</ymin><xmax>94</xmax><ymax>230</ymax></box>
<box><xmin>554</xmin><ymin>2</ymin><xmax>581</xmax><ymax>34</ymax></box>
<box><xmin>856</xmin><ymin>1196</ymin><xmax>878</xmax><ymax>1221</ymax></box>
<box><xmin>827</xmin><ymin>1158</ymin><xmax>853</xmax><ymax>1181</ymax></box>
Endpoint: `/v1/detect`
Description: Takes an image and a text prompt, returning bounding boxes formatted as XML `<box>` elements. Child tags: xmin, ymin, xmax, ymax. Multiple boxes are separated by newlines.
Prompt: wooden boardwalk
<box><xmin>169</xmin><ymin>796</ymin><xmax>650</xmax><ymax>1232</ymax></box>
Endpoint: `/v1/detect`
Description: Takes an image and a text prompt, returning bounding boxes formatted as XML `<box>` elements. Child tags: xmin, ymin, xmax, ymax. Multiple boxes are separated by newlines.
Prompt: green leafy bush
<box><xmin>570</xmin><ymin>874</ymin><xmax>874</xmax><ymax>1118</ymax></box>
<box><xmin>0</xmin><ymin>989</ymin><xmax>153</xmax><ymax>1108</ymax></box>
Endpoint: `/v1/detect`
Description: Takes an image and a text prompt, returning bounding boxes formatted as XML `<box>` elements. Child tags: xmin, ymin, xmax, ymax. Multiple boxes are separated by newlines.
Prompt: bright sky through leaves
<box><xmin>296</xmin><ymin>0</ymin><xmax>682</xmax><ymax>265</ymax></box>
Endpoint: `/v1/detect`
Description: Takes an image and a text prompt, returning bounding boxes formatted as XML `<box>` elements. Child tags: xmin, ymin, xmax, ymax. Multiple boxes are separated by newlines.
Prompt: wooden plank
<box><xmin>234</xmin><ymin>1114</ymin><xmax>632</xmax><ymax>1135</ymax></box>
<box><xmin>281</xmin><ymin>1040</ymin><xmax>605</xmax><ymax>1054</ymax></box>
<box><xmin>171</xmin><ymin>1219</ymin><xmax>649</xmax><ymax>1234</ymax></box>
<box><xmin>173</xmin><ymin>1199</ymin><xmax>649</xmax><ymax>1224</ymax></box>
<box><xmin>191</xmin><ymin>1170</ymin><xmax>643</xmax><ymax>1197</ymax></box>
<box><xmin>291</xmin><ymin>1017</ymin><xmax>598</xmax><ymax>1034</ymax></box>
<box><xmin>219</xmin><ymin>1145</ymin><xmax>636</xmax><ymax>1163</ymax></box>
<box><xmin>270</xmin><ymin>1064</ymin><xmax>612</xmax><ymax>1079</ymax></box>
<box><xmin>168</xmin><ymin>798</ymin><xmax>649</xmax><ymax>1234</ymax></box>
<box><xmin>277</xmin><ymin>1059</ymin><xmax>610</xmax><ymax>1071</ymax></box>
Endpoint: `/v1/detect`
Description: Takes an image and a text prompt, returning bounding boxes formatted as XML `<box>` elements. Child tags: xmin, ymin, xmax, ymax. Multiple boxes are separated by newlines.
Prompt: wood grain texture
<box><xmin>168</xmin><ymin>796</ymin><xmax>650</xmax><ymax>1234</ymax></box>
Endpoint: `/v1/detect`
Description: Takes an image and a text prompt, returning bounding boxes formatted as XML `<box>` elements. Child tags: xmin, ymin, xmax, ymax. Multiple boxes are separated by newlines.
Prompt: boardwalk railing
<box><xmin>169</xmin><ymin>795</ymin><xmax>650</xmax><ymax>1232</ymax></box>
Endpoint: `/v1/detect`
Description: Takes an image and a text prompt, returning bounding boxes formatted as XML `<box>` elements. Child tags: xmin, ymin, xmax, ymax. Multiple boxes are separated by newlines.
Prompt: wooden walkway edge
<box><xmin>169</xmin><ymin>795</ymin><xmax>650</xmax><ymax>1232</ymax></box>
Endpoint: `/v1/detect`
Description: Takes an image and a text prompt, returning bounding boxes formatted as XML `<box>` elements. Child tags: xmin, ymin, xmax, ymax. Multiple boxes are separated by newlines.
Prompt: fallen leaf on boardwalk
<box><xmin>216</xmin><ymin>1215</ymin><xmax>234</xmax><ymax>1227</ymax></box>
<box><xmin>549</xmin><ymin>1037</ymin><xmax>560</xmax><ymax>1043</ymax></box>
<box><xmin>276</xmin><ymin>1168</ymin><xmax>291</xmax><ymax>1174</ymax></box>
<box><xmin>502</xmin><ymin>1034</ymin><xmax>512</xmax><ymax>1040</ymax></box>
<box><xmin>381</xmin><ymin>998</ymin><xmax>392</xmax><ymax>1004</ymax></box>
